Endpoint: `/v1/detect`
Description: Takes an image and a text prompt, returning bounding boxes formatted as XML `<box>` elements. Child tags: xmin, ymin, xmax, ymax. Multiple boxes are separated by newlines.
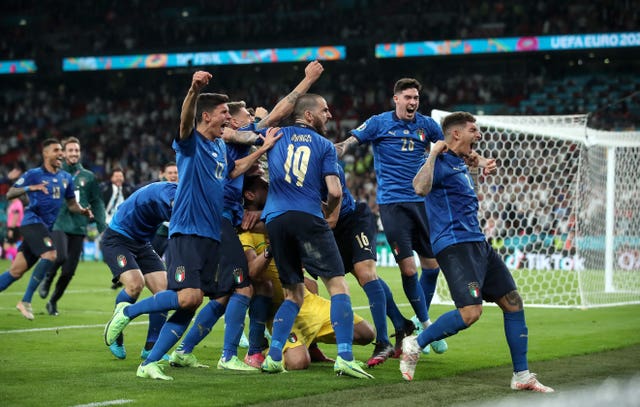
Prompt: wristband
<box><xmin>264</xmin><ymin>245</ymin><xmax>272</xmax><ymax>259</ymax></box>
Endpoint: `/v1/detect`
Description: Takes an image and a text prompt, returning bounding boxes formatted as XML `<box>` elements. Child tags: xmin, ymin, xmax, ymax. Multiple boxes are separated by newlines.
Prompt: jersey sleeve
<box><xmin>350</xmin><ymin>115</ymin><xmax>379</xmax><ymax>144</ymax></box>
<box><xmin>13</xmin><ymin>169</ymin><xmax>35</xmax><ymax>188</ymax></box>
<box><xmin>431</xmin><ymin>155</ymin><xmax>445</xmax><ymax>187</ymax></box>
<box><xmin>173</xmin><ymin>129</ymin><xmax>197</xmax><ymax>155</ymax></box>
<box><xmin>321</xmin><ymin>143</ymin><xmax>339</xmax><ymax>178</ymax></box>
<box><xmin>426</xmin><ymin>116</ymin><xmax>445</xmax><ymax>142</ymax></box>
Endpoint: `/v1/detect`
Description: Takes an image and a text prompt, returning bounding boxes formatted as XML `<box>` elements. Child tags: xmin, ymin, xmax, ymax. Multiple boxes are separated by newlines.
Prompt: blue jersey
<box><xmin>223</xmin><ymin>123</ymin><xmax>256</xmax><ymax>226</ymax></box>
<box><xmin>170</xmin><ymin>130</ymin><xmax>231</xmax><ymax>241</ymax></box>
<box><xmin>322</xmin><ymin>164</ymin><xmax>357</xmax><ymax>221</ymax></box>
<box><xmin>14</xmin><ymin>167</ymin><xmax>75</xmax><ymax>229</ymax></box>
<box><xmin>425</xmin><ymin>151</ymin><xmax>485</xmax><ymax>255</ymax></box>
<box><xmin>262</xmin><ymin>124</ymin><xmax>339</xmax><ymax>222</ymax></box>
<box><xmin>351</xmin><ymin>111</ymin><xmax>444</xmax><ymax>204</ymax></box>
<box><xmin>110</xmin><ymin>182</ymin><xmax>177</xmax><ymax>243</ymax></box>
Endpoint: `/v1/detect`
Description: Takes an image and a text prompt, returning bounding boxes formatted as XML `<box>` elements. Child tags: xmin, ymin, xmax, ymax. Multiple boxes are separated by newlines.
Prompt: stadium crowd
<box><xmin>1</xmin><ymin>0</ymin><xmax>638</xmax><ymax>249</ymax></box>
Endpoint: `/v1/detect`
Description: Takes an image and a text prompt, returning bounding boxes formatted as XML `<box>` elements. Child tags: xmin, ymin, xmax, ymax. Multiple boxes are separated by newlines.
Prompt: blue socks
<box><xmin>419</xmin><ymin>267</ymin><xmax>440</xmax><ymax>313</ymax></box>
<box><xmin>248</xmin><ymin>295</ymin><xmax>271</xmax><ymax>355</ymax></box>
<box><xmin>22</xmin><ymin>259</ymin><xmax>55</xmax><ymax>303</ymax></box>
<box><xmin>179</xmin><ymin>300</ymin><xmax>225</xmax><ymax>353</ymax></box>
<box><xmin>146</xmin><ymin>312</ymin><xmax>167</xmax><ymax>345</ymax></box>
<box><xmin>417</xmin><ymin>309</ymin><xmax>467</xmax><ymax>348</ymax></box>
<box><xmin>142</xmin><ymin>308</ymin><xmax>194</xmax><ymax>365</ymax></box>
<box><xmin>222</xmin><ymin>293</ymin><xmax>250</xmax><ymax>361</ymax></box>
<box><xmin>379</xmin><ymin>278</ymin><xmax>406</xmax><ymax>329</ymax></box>
<box><xmin>331</xmin><ymin>293</ymin><xmax>354</xmax><ymax>361</ymax></box>
<box><xmin>401</xmin><ymin>273</ymin><xmax>429</xmax><ymax>323</ymax></box>
<box><xmin>124</xmin><ymin>290</ymin><xmax>179</xmax><ymax>319</ymax></box>
<box><xmin>504</xmin><ymin>310</ymin><xmax>529</xmax><ymax>372</ymax></box>
<box><xmin>115</xmin><ymin>288</ymin><xmax>136</xmax><ymax>305</ymax></box>
<box><xmin>363</xmin><ymin>280</ymin><xmax>389</xmax><ymax>343</ymax></box>
<box><xmin>0</xmin><ymin>271</ymin><xmax>18</xmax><ymax>292</ymax></box>
<box><xmin>268</xmin><ymin>300</ymin><xmax>300</xmax><ymax>361</ymax></box>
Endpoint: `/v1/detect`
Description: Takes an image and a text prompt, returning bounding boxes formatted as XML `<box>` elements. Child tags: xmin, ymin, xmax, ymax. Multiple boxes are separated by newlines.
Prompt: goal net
<box><xmin>429</xmin><ymin>109</ymin><xmax>640</xmax><ymax>308</ymax></box>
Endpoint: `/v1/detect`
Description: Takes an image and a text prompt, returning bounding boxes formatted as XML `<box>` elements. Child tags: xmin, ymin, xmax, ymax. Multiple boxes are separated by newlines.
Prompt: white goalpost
<box><xmin>430</xmin><ymin>109</ymin><xmax>640</xmax><ymax>308</ymax></box>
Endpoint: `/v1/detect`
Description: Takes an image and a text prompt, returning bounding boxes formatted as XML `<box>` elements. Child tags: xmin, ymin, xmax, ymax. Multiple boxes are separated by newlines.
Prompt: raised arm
<box><xmin>413</xmin><ymin>140</ymin><xmax>448</xmax><ymax>196</ymax></box>
<box><xmin>256</xmin><ymin>60</ymin><xmax>324</xmax><ymax>129</ymax></box>
<box><xmin>229</xmin><ymin>127</ymin><xmax>283</xmax><ymax>179</ymax></box>
<box><xmin>179</xmin><ymin>71</ymin><xmax>212</xmax><ymax>140</ymax></box>
<box><xmin>334</xmin><ymin>135</ymin><xmax>359</xmax><ymax>158</ymax></box>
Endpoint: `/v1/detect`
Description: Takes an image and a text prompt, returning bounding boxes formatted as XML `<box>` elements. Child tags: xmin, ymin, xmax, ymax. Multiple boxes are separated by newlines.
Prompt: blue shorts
<box><xmin>436</xmin><ymin>240</ymin><xmax>517</xmax><ymax>308</ymax></box>
<box><xmin>101</xmin><ymin>228</ymin><xmax>166</xmax><ymax>283</ymax></box>
<box><xmin>218</xmin><ymin>217</ymin><xmax>250</xmax><ymax>290</ymax></box>
<box><xmin>379</xmin><ymin>202</ymin><xmax>434</xmax><ymax>261</ymax></box>
<box><xmin>266</xmin><ymin>211</ymin><xmax>345</xmax><ymax>286</ymax></box>
<box><xmin>166</xmin><ymin>234</ymin><xmax>222</xmax><ymax>297</ymax></box>
<box><xmin>19</xmin><ymin>223</ymin><xmax>56</xmax><ymax>268</ymax></box>
<box><xmin>333</xmin><ymin>202</ymin><xmax>377</xmax><ymax>274</ymax></box>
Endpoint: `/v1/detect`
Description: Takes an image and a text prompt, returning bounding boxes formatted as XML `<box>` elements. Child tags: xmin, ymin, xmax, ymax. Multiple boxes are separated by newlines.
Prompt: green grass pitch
<box><xmin>0</xmin><ymin>259</ymin><xmax>639</xmax><ymax>406</ymax></box>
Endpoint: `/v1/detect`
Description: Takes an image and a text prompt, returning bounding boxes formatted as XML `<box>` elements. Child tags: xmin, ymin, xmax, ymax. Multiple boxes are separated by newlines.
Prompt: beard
<box><xmin>312</xmin><ymin>116</ymin><xmax>326</xmax><ymax>136</ymax></box>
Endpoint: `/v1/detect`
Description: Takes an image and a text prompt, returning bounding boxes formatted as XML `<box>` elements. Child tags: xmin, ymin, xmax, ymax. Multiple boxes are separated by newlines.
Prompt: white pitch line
<box><xmin>71</xmin><ymin>399</ymin><xmax>134</xmax><ymax>407</ymax></box>
<box><xmin>0</xmin><ymin>321</ymin><xmax>147</xmax><ymax>334</ymax></box>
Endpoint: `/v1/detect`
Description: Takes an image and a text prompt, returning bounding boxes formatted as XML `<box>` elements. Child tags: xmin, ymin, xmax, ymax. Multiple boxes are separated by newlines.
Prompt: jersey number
<box><xmin>52</xmin><ymin>186</ymin><xmax>61</xmax><ymax>199</ymax></box>
<box><xmin>215</xmin><ymin>161</ymin><xmax>225</xmax><ymax>179</ymax></box>
<box><xmin>355</xmin><ymin>232</ymin><xmax>370</xmax><ymax>248</ymax></box>
<box><xmin>284</xmin><ymin>145</ymin><xmax>311</xmax><ymax>187</ymax></box>
<box><xmin>401</xmin><ymin>138</ymin><xmax>414</xmax><ymax>151</ymax></box>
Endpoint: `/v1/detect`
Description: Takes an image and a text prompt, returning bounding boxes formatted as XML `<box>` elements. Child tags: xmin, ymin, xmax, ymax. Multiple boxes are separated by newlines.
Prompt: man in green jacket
<box><xmin>38</xmin><ymin>136</ymin><xmax>106</xmax><ymax>315</ymax></box>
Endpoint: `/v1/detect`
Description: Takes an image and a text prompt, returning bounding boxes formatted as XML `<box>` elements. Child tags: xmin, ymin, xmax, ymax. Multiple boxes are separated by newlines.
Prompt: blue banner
<box><xmin>63</xmin><ymin>46</ymin><xmax>346</xmax><ymax>71</ymax></box>
<box><xmin>376</xmin><ymin>32</ymin><xmax>640</xmax><ymax>58</ymax></box>
<box><xmin>0</xmin><ymin>59</ymin><xmax>36</xmax><ymax>74</ymax></box>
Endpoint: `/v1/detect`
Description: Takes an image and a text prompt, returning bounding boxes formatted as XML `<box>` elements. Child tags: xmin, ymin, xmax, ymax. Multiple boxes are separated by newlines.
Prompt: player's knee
<box><xmin>497</xmin><ymin>290</ymin><xmax>524</xmax><ymax>312</ymax></box>
<box><xmin>178</xmin><ymin>290</ymin><xmax>204</xmax><ymax>310</ymax></box>
<box><xmin>284</xmin><ymin>349</ymin><xmax>311</xmax><ymax>370</ymax></box>
<box><xmin>353</xmin><ymin>320</ymin><xmax>375</xmax><ymax>345</ymax></box>
<box><xmin>235</xmin><ymin>285</ymin><xmax>253</xmax><ymax>298</ymax></box>
<box><xmin>125</xmin><ymin>280</ymin><xmax>145</xmax><ymax>298</ymax></box>
<box><xmin>41</xmin><ymin>250</ymin><xmax>57</xmax><ymax>262</ymax></box>
<box><xmin>459</xmin><ymin>305</ymin><xmax>482</xmax><ymax>326</ymax></box>
<box><xmin>352</xmin><ymin>260</ymin><xmax>377</xmax><ymax>286</ymax></box>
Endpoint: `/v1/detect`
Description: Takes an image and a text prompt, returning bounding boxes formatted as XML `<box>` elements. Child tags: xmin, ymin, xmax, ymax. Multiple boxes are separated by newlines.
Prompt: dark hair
<box><xmin>293</xmin><ymin>94</ymin><xmax>322</xmax><ymax>120</ymax></box>
<box><xmin>242</xmin><ymin>174</ymin><xmax>266</xmax><ymax>194</ymax></box>
<box><xmin>110</xmin><ymin>166</ymin><xmax>125</xmax><ymax>177</ymax></box>
<box><xmin>42</xmin><ymin>138</ymin><xmax>60</xmax><ymax>149</ymax></box>
<box><xmin>393</xmin><ymin>78</ymin><xmax>422</xmax><ymax>94</ymax></box>
<box><xmin>163</xmin><ymin>161</ymin><xmax>177</xmax><ymax>170</ymax></box>
<box><xmin>441</xmin><ymin>111</ymin><xmax>476</xmax><ymax>135</ymax></box>
<box><xmin>62</xmin><ymin>136</ymin><xmax>80</xmax><ymax>148</ymax></box>
<box><xmin>227</xmin><ymin>101</ymin><xmax>247</xmax><ymax>116</ymax></box>
<box><xmin>195</xmin><ymin>93</ymin><xmax>229</xmax><ymax>123</ymax></box>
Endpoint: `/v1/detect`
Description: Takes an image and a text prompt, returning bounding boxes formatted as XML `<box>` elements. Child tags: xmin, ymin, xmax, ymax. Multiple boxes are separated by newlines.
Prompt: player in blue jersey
<box><xmin>0</xmin><ymin>138</ymin><xmax>92</xmax><ymax>320</ymax></box>
<box><xmin>104</xmin><ymin>71</ymin><xmax>280</xmax><ymax>380</ymax></box>
<box><xmin>101</xmin><ymin>181</ymin><xmax>177</xmax><ymax>360</ymax></box>
<box><xmin>328</xmin><ymin>163</ymin><xmax>405</xmax><ymax>368</ymax></box>
<box><xmin>335</xmin><ymin>78</ymin><xmax>449</xmax><ymax>356</ymax></box>
<box><xmin>401</xmin><ymin>111</ymin><xmax>554</xmax><ymax>393</ymax></box>
<box><xmin>150</xmin><ymin>162</ymin><xmax>179</xmax><ymax>258</ymax></box>
<box><xmin>175</xmin><ymin>61</ymin><xmax>326</xmax><ymax>371</ymax></box>
<box><xmin>258</xmin><ymin>93</ymin><xmax>373</xmax><ymax>379</ymax></box>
